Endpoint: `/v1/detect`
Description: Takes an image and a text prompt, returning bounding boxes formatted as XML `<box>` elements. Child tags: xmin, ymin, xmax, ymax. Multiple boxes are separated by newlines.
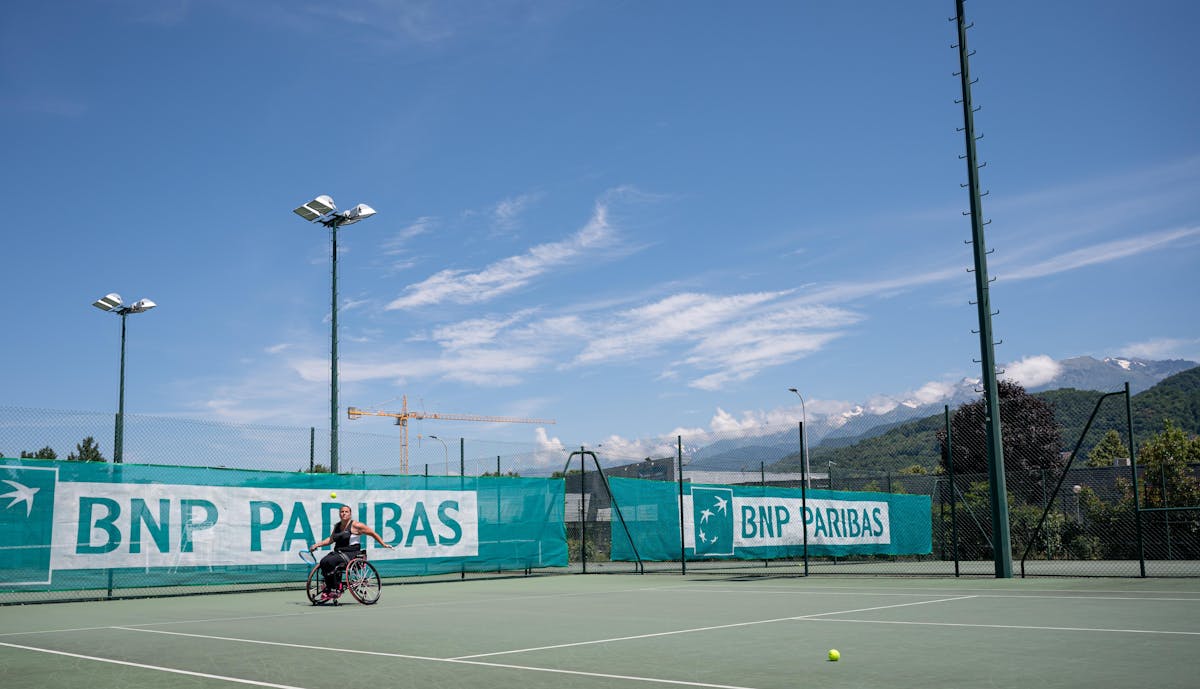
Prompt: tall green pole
<box><xmin>115</xmin><ymin>312</ymin><xmax>127</xmax><ymax>464</ymax></box>
<box><xmin>330</xmin><ymin>223</ymin><xmax>339</xmax><ymax>474</ymax></box>
<box><xmin>954</xmin><ymin>0</ymin><xmax>1011</xmax><ymax>577</ymax></box>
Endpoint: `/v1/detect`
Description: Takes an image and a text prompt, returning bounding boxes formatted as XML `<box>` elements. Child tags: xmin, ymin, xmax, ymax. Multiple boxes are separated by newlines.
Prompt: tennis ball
<box><xmin>330</xmin><ymin>492</ymin><xmax>337</xmax><ymax>499</ymax></box>
<box><xmin>828</xmin><ymin>649</ymin><xmax>840</xmax><ymax>662</ymax></box>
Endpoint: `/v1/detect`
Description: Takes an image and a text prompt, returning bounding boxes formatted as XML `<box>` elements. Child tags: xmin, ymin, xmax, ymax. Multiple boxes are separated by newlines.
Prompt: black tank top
<box><xmin>332</xmin><ymin>520</ymin><xmax>362</xmax><ymax>552</ymax></box>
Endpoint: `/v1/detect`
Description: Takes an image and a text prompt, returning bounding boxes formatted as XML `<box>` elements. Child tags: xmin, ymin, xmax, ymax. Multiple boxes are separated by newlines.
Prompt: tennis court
<box><xmin>2</xmin><ymin>574</ymin><xmax>1197</xmax><ymax>689</ymax></box>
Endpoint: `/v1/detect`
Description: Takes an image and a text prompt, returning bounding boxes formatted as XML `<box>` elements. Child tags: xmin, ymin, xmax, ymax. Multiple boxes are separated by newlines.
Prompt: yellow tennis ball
<box><xmin>330</xmin><ymin>492</ymin><xmax>337</xmax><ymax>499</ymax></box>
<box><xmin>828</xmin><ymin>649</ymin><xmax>840</xmax><ymax>662</ymax></box>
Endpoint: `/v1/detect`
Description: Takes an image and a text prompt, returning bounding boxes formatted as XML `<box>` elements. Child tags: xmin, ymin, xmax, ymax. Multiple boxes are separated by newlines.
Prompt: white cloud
<box><xmin>906</xmin><ymin>380</ymin><xmax>958</xmax><ymax>406</ymax></box>
<box><xmin>491</xmin><ymin>192</ymin><xmax>542</xmax><ymax>233</ymax></box>
<box><xmin>1002</xmin><ymin>354</ymin><xmax>1063</xmax><ymax>388</ymax></box>
<box><xmin>1118</xmin><ymin>337</ymin><xmax>1200</xmax><ymax>361</ymax></box>
<box><xmin>1002</xmin><ymin>226</ymin><xmax>1200</xmax><ymax>280</ymax></box>
<box><xmin>575</xmin><ymin>291</ymin><xmax>791</xmax><ymax>365</ymax></box>
<box><xmin>386</xmin><ymin>199</ymin><xmax>616</xmax><ymax>310</ymax></box>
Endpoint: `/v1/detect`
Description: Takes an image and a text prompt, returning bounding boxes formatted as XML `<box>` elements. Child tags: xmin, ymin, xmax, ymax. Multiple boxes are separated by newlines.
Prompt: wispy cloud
<box><xmin>491</xmin><ymin>192</ymin><xmax>542</xmax><ymax>234</ymax></box>
<box><xmin>1118</xmin><ymin>337</ymin><xmax>1200</xmax><ymax>361</ymax></box>
<box><xmin>1001</xmin><ymin>226</ymin><xmax>1200</xmax><ymax>280</ymax></box>
<box><xmin>386</xmin><ymin>198</ymin><xmax>618</xmax><ymax>310</ymax></box>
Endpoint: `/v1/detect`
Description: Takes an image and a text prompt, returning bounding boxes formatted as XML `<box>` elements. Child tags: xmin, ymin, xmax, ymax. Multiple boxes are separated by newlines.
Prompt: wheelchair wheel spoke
<box><xmin>345</xmin><ymin>559</ymin><xmax>381</xmax><ymax>605</ymax></box>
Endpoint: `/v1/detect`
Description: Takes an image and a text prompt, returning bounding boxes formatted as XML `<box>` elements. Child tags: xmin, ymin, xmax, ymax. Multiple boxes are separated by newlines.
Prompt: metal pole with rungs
<box><xmin>954</xmin><ymin>0</ymin><xmax>1011</xmax><ymax>577</ymax></box>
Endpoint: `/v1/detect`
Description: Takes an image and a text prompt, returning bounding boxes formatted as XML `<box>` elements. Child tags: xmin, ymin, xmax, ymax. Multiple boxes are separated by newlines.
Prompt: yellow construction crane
<box><xmin>347</xmin><ymin>395</ymin><xmax>555</xmax><ymax>474</ymax></box>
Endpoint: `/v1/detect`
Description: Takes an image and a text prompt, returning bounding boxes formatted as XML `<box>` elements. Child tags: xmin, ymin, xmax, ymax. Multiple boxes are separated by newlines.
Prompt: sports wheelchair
<box><xmin>304</xmin><ymin>549</ymin><xmax>381</xmax><ymax>605</ymax></box>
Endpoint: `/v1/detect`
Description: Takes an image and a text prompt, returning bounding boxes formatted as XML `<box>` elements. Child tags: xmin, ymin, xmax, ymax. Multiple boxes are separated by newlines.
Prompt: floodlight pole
<box><xmin>955</xmin><ymin>0</ymin><xmax>1011</xmax><ymax>577</ymax></box>
<box><xmin>329</xmin><ymin>220</ymin><xmax>340</xmax><ymax>474</ymax></box>
<box><xmin>94</xmin><ymin>294</ymin><xmax>155</xmax><ymax>464</ymax></box>
<box><xmin>115</xmin><ymin>311</ymin><xmax>129</xmax><ymax>464</ymax></box>
<box><xmin>294</xmin><ymin>196</ymin><xmax>376</xmax><ymax>474</ymax></box>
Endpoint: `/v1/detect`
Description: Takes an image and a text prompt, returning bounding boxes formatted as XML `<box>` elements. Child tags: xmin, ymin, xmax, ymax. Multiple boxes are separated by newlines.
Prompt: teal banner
<box><xmin>0</xmin><ymin>459</ymin><xmax>566</xmax><ymax>592</ymax></box>
<box><xmin>609</xmin><ymin>477</ymin><xmax>932</xmax><ymax>560</ymax></box>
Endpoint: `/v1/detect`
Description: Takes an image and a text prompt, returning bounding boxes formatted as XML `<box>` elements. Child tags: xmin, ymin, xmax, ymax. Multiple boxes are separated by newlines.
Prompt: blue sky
<box><xmin>3</xmin><ymin>1</ymin><xmax>1198</xmax><ymax>464</ymax></box>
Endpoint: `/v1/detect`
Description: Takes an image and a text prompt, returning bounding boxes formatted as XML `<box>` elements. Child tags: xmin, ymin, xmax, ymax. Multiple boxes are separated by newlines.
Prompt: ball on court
<box><xmin>828</xmin><ymin>649</ymin><xmax>840</xmax><ymax>662</ymax></box>
<box><xmin>330</xmin><ymin>492</ymin><xmax>337</xmax><ymax>498</ymax></box>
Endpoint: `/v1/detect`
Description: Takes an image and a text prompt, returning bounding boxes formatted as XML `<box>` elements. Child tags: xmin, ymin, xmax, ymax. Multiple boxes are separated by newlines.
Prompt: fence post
<box><xmin>946</xmin><ymin>405</ymin><xmax>960</xmax><ymax>577</ymax></box>
<box><xmin>677</xmin><ymin>435</ymin><xmax>686</xmax><ymax>576</ymax></box>
<box><xmin>1125</xmin><ymin>382</ymin><xmax>1146</xmax><ymax>577</ymax></box>
<box><xmin>799</xmin><ymin>421</ymin><xmax>809</xmax><ymax>577</ymax></box>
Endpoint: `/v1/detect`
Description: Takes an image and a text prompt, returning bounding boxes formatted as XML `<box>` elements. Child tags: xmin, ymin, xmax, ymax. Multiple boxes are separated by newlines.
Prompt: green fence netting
<box><xmin>0</xmin><ymin>458</ymin><xmax>566</xmax><ymax>596</ymax></box>
<box><xmin>608</xmin><ymin>477</ymin><xmax>931</xmax><ymax>561</ymax></box>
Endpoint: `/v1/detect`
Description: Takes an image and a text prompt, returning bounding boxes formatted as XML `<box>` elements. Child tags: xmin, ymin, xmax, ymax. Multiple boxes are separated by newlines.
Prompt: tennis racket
<box><xmin>299</xmin><ymin>549</ymin><xmax>317</xmax><ymax>566</ymax></box>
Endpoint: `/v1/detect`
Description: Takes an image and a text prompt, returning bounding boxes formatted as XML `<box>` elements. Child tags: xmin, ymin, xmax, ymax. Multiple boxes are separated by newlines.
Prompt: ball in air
<box><xmin>330</xmin><ymin>492</ymin><xmax>337</xmax><ymax>499</ymax></box>
<box><xmin>828</xmin><ymin>649</ymin><xmax>840</xmax><ymax>662</ymax></box>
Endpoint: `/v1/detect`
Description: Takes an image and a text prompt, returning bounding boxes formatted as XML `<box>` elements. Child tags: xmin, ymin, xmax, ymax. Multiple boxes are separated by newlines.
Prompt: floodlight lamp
<box><xmin>92</xmin><ymin>293</ymin><xmax>123</xmax><ymax>312</ymax></box>
<box><xmin>293</xmin><ymin>195</ymin><xmax>337</xmax><ymax>222</ymax></box>
<box><xmin>336</xmin><ymin>203</ymin><xmax>377</xmax><ymax>226</ymax></box>
<box><xmin>129</xmin><ymin>298</ymin><xmax>157</xmax><ymax>313</ymax></box>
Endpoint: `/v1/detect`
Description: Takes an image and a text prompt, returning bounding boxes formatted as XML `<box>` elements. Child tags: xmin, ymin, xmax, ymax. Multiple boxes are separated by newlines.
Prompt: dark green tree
<box><xmin>67</xmin><ymin>437</ymin><xmax>107</xmax><ymax>462</ymax></box>
<box><xmin>1085</xmin><ymin>429</ymin><xmax>1129</xmax><ymax>468</ymax></box>
<box><xmin>20</xmin><ymin>446</ymin><xmax>58</xmax><ymax>459</ymax></box>
<box><xmin>938</xmin><ymin>380</ymin><xmax>1065</xmax><ymax>483</ymax></box>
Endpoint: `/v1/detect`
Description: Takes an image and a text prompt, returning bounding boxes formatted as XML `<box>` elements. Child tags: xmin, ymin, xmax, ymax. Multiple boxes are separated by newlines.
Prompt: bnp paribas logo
<box><xmin>0</xmin><ymin>465</ymin><xmax>58</xmax><ymax>585</ymax></box>
<box><xmin>691</xmin><ymin>486</ymin><xmax>734</xmax><ymax>557</ymax></box>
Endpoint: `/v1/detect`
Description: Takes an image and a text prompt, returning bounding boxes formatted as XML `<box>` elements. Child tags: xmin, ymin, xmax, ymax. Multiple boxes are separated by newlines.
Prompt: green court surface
<box><xmin>2</xmin><ymin>575</ymin><xmax>1198</xmax><ymax>689</ymax></box>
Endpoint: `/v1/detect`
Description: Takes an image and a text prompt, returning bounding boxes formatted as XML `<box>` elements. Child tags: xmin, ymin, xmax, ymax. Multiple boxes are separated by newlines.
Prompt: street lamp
<box><xmin>787</xmin><ymin>388</ymin><xmax>811</xmax><ymax>488</ymax></box>
<box><xmin>428</xmin><ymin>435</ymin><xmax>450</xmax><ymax>475</ymax></box>
<box><xmin>92</xmin><ymin>293</ymin><xmax>157</xmax><ymax>463</ymax></box>
<box><xmin>293</xmin><ymin>195</ymin><xmax>377</xmax><ymax>474</ymax></box>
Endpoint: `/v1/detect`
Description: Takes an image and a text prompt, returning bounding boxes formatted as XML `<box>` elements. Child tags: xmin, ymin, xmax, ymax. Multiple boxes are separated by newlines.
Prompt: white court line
<box><xmin>111</xmin><ymin>627</ymin><xmax>764</xmax><ymax>689</ymax></box>
<box><xmin>0</xmin><ymin>611</ymin><xmax>322</xmax><ymax>637</ymax></box>
<box><xmin>0</xmin><ymin>641</ymin><xmax>308</xmax><ymax>689</ymax></box>
<box><xmin>805</xmin><ymin>617</ymin><xmax>1200</xmax><ymax>636</ymax></box>
<box><xmin>0</xmin><ymin>585</ymin><xmax>672</xmax><ymax>639</ymax></box>
<box><xmin>793</xmin><ymin>595</ymin><xmax>977</xmax><ymax>619</ymax></box>
<box><xmin>672</xmin><ymin>583</ymin><xmax>1200</xmax><ymax>600</ymax></box>
<box><xmin>451</xmin><ymin>595</ymin><xmax>975</xmax><ymax>659</ymax></box>
<box><xmin>667</xmin><ymin>585</ymin><xmax>1200</xmax><ymax>602</ymax></box>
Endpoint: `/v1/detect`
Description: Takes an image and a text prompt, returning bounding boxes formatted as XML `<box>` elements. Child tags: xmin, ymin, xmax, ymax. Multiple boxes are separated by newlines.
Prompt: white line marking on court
<box><xmin>667</xmin><ymin>584</ymin><xmax>1200</xmax><ymax>602</ymax></box>
<box><xmin>0</xmin><ymin>611</ymin><xmax>323</xmax><ymax>637</ymax></box>
<box><xmin>451</xmin><ymin>595</ymin><xmax>975</xmax><ymax>659</ymax></box>
<box><xmin>792</xmin><ymin>595</ymin><xmax>977</xmax><ymax>619</ymax></box>
<box><xmin>449</xmin><ymin>616</ymin><xmax>806</xmax><ymax>659</ymax></box>
<box><xmin>804</xmin><ymin>617</ymin><xmax>1200</xmax><ymax>636</ymax></box>
<box><xmin>0</xmin><ymin>641</ymin><xmax>311</xmax><ymax>689</ymax></box>
<box><xmin>110</xmin><ymin>627</ymin><xmax>767</xmax><ymax>689</ymax></box>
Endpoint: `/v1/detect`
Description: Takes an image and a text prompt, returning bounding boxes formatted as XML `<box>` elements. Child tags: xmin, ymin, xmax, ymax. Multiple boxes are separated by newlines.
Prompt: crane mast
<box><xmin>347</xmin><ymin>395</ymin><xmax>555</xmax><ymax>473</ymax></box>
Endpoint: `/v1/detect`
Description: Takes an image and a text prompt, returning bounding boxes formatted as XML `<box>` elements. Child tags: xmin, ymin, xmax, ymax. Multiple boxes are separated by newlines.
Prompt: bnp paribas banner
<box><xmin>0</xmin><ymin>459</ymin><xmax>566</xmax><ymax>591</ymax></box>
<box><xmin>608</xmin><ymin>477</ymin><xmax>931</xmax><ymax>561</ymax></box>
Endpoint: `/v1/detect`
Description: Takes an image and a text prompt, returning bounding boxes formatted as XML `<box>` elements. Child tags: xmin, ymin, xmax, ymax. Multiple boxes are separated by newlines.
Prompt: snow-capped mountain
<box><xmin>686</xmin><ymin>356</ymin><xmax>1197</xmax><ymax>469</ymax></box>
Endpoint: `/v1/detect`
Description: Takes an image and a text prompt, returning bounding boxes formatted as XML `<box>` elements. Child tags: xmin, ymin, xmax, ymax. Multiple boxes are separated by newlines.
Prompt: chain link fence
<box><xmin>3</xmin><ymin>381</ymin><xmax>1198</xmax><ymax>593</ymax></box>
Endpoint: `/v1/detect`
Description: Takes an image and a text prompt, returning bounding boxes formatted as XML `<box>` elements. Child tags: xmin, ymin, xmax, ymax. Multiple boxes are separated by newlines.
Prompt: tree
<box><xmin>1137</xmin><ymin>420</ymin><xmax>1200</xmax><ymax>510</ymax></box>
<box><xmin>1085</xmin><ymin>430</ymin><xmax>1129</xmax><ymax>468</ymax></box>
<box><xmin>67</xmin><ymin>437</ymin><xmax>107</xmax><ymax>462</ymax></box>
<box><xmin>938</xmin><ymin>380</ymin><xmax>1064</xmax><ymax>483</ymax></box>
<box><xmin>20</xmin><ymin>446</ymin><xmax>58</xmax><ymax>459</ymax></box>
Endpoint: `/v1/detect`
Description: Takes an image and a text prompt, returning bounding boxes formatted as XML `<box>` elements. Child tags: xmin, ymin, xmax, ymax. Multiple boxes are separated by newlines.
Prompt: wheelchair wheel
<box><xmin>305</xmin><ymin>565</ymin><xmax>324</xmax><ymax>605</ymax></box>
<box><xmin>345</xmin><ymin>558</ymin><xmax>381</xmax><ymax>605</ymax></box>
